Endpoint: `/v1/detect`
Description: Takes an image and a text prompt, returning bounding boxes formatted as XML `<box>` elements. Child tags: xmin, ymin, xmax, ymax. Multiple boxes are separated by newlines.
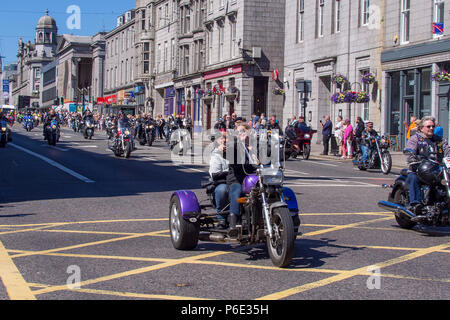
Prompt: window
<box><xmin>230</xmin><ymin>20</ymin><xmax>237</xmax><ymax>57</ymax></box>
<box><xmin>164</xmin><ymin>42</ymin><xmax>168</xmax><ymax>72</ymax></box>
<box><xmin>165</xmin><ymin>3</ymin><xmax>169</xmax><ymax>26</ymax></box>
<box><xmin>184</xmin><ymin>45</ymin><xmax>190</xmax><ymax>75</ymax></box>
<box><xmin>171</xmin><ymin>38</ymin><xmax>175</xmax><ymax>70</ymax></box>
<box><xmin>361</xmin><ymin>0</ymin><xmax>370</xmax><ymax>26</ymax></box>
<box><xmin>130</xmin><ymin>57</ymin><xmax>134</xmax><ymax>81</ymax></box>
<box><xmin>209</xmin><ymin>0</ymin><xmax>214</xmax><ymax>14</ymax></box>
<box><xmin>334</xmin><ymin>0</ymin><xmax>341</xmax><ymax>33</ymax></box>
<box><xmin>208</xmin><ymin>28</ymin><xmax>214</xmax><ymax>64</ymax></box>
<box><xmin>185</xmin><ymin>6</ymin><xmax>191</xmax><ymax>33</ymax></box>
<box><xmin>158</xmin><ymin>43</ymin><xmax>161</xmax><ymax>73</ymax></box>
<box><xmin>318</xmin><ymin>0</ymin><xmax>325</xmax><ymax>38</ymax></box>
<box><xmin>143</xmin><ymin>42</ymin><xmax>150</xmax><ymax>74</ymax></box>
<box><xmin>434</xmin><ymin>0</ymin><xmax>445</xmax><ymax>38</ymax></box>
<box><xmin>297</xmin><ymin>0</ymin><xmax>305</xmax><ymax>42</ymax></box>
<box><xmin>401</xmin><ymin>0</ymin><xmax>410</xmax><ymax>43</ymax></box>
<box><xmin>172</xmin><ymin>0</ymin><xmax>177</xmax><ymax>22</ymax></box>
<box><xmin>218</xmin><ymin>23</ymin><xmax>224</xmax><ymax>61</ymax></box>
<box><xmin>141</xmin><ymin>9</ymin><xmax>146</xmax><ymax>30</ymax></box>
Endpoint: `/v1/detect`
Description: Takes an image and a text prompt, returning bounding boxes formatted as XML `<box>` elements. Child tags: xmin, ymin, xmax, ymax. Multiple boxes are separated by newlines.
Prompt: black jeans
<box><xmin>322</xmin><ymin>134</ymin><xmax>331</xmax><ymax>155</ymax></box>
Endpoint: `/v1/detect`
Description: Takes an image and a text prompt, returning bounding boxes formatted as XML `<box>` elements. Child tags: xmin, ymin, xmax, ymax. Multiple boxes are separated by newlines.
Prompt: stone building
<box><xmin>283</xmin><ymin>0</ymin><xmax>385</xmax><ymax>144</ymax></box>
<box><xmin>104</xmin><ymin>10</ymin><xmax>137</xmax><ymax>115</ymax></box>
<box><xmin>381</xmin><ymin>0</ymin><xmax>450</xmax><ymax>148</ymax></box>
<box><xmin>11</xmin><ymin>10</ymin><xmax>59</xmax><ymax>110</ymax></box>
<box><xmin>134</xmin><ymin>0</ymin><xmax>286</xmax><ymax>134</ymax></box>
<box><xmin>56</xmin><ymin>34</ymin><xmax>96</xmax><ymax>111</ymax></box>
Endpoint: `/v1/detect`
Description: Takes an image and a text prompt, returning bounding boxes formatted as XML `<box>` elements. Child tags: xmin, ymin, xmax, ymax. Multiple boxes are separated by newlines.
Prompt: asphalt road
<box><xmin>0</xmin><ymin>124</ymin><xmax>449</xmax><ymax>303</ymax></box>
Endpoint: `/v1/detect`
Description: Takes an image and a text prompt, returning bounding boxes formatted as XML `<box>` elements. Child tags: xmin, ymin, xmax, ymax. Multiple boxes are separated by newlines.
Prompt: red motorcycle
<box><xmin>284</xmin><ymin>126</ymin><xmax>317</xmax><ymax>160</ymax></box>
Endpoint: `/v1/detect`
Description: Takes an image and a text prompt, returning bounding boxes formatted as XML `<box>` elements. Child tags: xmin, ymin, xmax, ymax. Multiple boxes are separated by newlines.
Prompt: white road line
<box><xmin>303</xmin><ymin>160</ymin><xmax>338</xmax><ymax>167</ymax></box>
<box><xmin>285</xmin><ymin>183</ymin><xmax>379</xmax><ymax>188</ymax></box>
<box><xmin>10</xmin><ymin>143</ymin><xmax>95</xmax><ymax>184</ymax></box>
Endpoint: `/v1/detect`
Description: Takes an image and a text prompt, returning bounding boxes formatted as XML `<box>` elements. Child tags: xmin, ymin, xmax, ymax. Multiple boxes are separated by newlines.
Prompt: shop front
<box><xmin>382</xmin><ymin>39</ymin><xmax>450</xmax><ymax>149</ymax></box>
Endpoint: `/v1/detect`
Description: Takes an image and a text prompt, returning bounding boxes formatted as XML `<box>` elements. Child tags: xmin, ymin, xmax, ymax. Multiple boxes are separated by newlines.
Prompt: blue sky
<box><xmin>0</xmin><ymin>0</ymin><xmax>135</xmax><ymax>66</ymax></box>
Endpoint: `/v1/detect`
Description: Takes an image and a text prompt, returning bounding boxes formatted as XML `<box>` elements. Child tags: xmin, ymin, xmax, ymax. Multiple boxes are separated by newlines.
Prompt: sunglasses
<box><xmin>426</xmin><ymin>125</ymin><xmax>435</xmax><ymax>129</ymax></box>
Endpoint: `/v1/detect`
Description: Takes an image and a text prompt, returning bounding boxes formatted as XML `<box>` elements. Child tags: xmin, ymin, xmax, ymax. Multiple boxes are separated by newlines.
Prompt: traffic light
<box><xmin>60</xmin><ymin>97</ymin><xmax>64</xmax><ymax>105</ymax></box>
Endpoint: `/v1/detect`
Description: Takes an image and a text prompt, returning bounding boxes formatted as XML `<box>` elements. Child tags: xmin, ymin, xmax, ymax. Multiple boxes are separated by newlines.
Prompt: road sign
<box><xmin>433</xmin><ymin>22</ymin><xmax>444</xmax><ymax>35</ymax></box>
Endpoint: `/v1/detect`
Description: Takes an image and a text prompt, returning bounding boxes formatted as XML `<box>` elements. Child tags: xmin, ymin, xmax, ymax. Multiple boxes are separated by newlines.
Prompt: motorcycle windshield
<box><xmin>118</xmin><ymin>119</ymin><xmax>130</xmax><ymax>131</ymax></box>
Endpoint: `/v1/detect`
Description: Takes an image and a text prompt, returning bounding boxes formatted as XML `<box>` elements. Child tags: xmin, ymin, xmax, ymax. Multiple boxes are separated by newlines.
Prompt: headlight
<box><xmin>52</xmin><ymin>125</ymin><xmax>57</xmax><ymax>130</ymax></box>
<box><xmin>261</xmin><ymin>168</ymin><xmax>284</xmax><ymax>185</ymax></box>
<box><xmin>150</xmin><ymin>125</ymin><xmax>154</xmax><ymax>129</ymax></box>
<box><xmin>1</xmin><ymin>128</ymin><xmax>6</xmax><ymax>132</ymax></box>
<box><xmin>304</xmin><ymin>134</ymin><xmax>311</xmax><ymax>139</ymax></box>
<box><xmin>381</xmin><ymin>139</ymin><xmax>386</xmax><ymax>144</ymax></box>
<box><xmin>124</xmin><ymin>130</ymin><xmax>130</xmax><ymax>135</ymax></box>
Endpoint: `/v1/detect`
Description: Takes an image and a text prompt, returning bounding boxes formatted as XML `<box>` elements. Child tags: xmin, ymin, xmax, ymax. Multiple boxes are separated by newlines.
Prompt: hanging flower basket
<box><xmin>431</xmin><ymin>70</ymin><xmax>450</xmax><ymax>82</ymax></box>
<box><xmin>356</xmin><ymin>91</ymin><xmax>370</xmax><ymax>103</ymax></box>
<box><xmin>332</xmin><ymin>74</ymin><xmax>348</xmax><ymax>86</ymax></box>
<box><xmin>362</xmin><ymin>73</ymin><xmax>376</xmax><ymax>85</ymax></box>
<box><xmin>272</xmin><ymin>87</ymin><xmax>285</xmax><ymax>95</ymax></box>
<box><xmin>343</xmin><ymin>91</ymin><xmax>359</xmax><ymax>103</ymax></box>
<box><xmin>330</xmin><ymin>92</ymin><xmax>345</xmax><ymax>104</ymax></box>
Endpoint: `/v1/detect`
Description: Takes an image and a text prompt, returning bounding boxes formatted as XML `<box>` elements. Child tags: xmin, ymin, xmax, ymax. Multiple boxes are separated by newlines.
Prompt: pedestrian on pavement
<box><xmin>405</xmin><ymin>115</ymin><xmax>417</xmax><ymax>141</ymax></box>
<box><xmin>343</xmin><ymin>119</ymin><xmax>354</xmax><ymax>159</ymax></box>
<box><xmin>334</xmin><ymin>116</ymin><xmax>344</xmax><ymax>157</ymax></box>
<box><xmin>320</xmin><ymin>115</ymin><xmax>332</xmax><ymax>155</ymax></box>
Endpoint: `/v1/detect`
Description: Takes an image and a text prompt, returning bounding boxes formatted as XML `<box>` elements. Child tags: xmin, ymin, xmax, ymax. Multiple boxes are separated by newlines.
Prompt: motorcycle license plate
<box><xmin>444</xmin><ymin>157</ymin><xmax>450</xmax><ymax>169</ymax></box>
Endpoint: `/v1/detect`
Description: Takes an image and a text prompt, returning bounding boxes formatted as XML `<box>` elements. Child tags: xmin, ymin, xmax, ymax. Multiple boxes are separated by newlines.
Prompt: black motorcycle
<box><xmin>137</xmin><ymin>119</ymin><xmax>156</xmax><ymax>147</ymax></box>
<box><xmin>109</xmin><ymin>119</ymin><xmax>134</xmax><ymax>158</ymax></box>
<box><xmin>105</xmin><ymin>119</ymin><xmax>116</xmax><ymax>139</ymax></box>
<box><xmin>82</xmin><ymin>117</ymin><xmax>95</xmax><ymax>140</ymax></box>
<box><xmin>45</xmin><ymin>119</ymin><xmax>60</xmax><ymax>146</ymax></box>
<box><xmin>73</xmin><ymin>119</ymin><xmax>81</xmax><ymax>132</ymax></box>
<box><xmin>354</xmin><ymin>135</ymin><xmax>392</xmax><ymax>174</ymax></box>
<box><xmin>0</xmin><ymin>119</ymin><xmax>10</xmax><ymax>148</ymax></box>
<box><xmin>378</xmin><ymin>149</ymin><xmax>450</xmax><ymax>230</ymax></box>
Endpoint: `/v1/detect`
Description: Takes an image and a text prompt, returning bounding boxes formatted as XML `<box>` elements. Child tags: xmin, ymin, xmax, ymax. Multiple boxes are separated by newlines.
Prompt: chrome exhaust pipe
<box><xmin>378</xmin><ymin>201</ymin><xmax>416</xmax><ymax>219</ymax></box>
<box><xmin>199</xmin><ymin>233</ymin><xmax>226</xmax><ymax>243</ymax></box>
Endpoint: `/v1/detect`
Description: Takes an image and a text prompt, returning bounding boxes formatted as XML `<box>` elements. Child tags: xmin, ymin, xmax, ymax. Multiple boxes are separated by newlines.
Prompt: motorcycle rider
<box><xmin>209</xmin><ymin>135</ymin><xmax>230</xmax><ymax>229</ymax></box>
<box><xmin>405</xmin><ymin>116</ymin><xmax>450</xmax><ymax>217</ymax></box>
<box><xmin>359</xmin><ymin>121</ymin><xmax>378</xmax><ymax>167</ymax></box>
<box><xmin>267</xmin><ymin>115</ymin><xmax>283</xmax><ymax>136</ymax></box>
<box><xmin>226</xmin><ymin>121</ymin><xmax>258</xmax><ymax>236</ymax></box>
<box><xmin>43</xmin><ymin>109</ymin><xmax>61</xmax><ymax>140</ymax></box>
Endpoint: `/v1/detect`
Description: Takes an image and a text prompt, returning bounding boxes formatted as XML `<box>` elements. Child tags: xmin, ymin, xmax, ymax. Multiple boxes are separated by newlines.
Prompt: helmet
<box><xmin>417</xmin><ymin>160</ymin><xmax>442</xmax><ymax>185</ymax></box>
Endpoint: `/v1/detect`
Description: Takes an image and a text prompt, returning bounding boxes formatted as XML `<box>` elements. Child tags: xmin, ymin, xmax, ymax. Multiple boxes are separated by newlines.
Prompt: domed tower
<box><xmin>35</xmin><ymin>9</ymin><xmax>58</xmax><ymax>57</ymax></box>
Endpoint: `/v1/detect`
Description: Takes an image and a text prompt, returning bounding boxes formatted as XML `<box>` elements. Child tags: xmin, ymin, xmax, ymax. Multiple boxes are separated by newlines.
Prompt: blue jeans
<box><xmin>229</xmin><ymin>183</ymin><xmax>243</xmax><ymax>216</ymax></box>
<box><xmin>406</xmin><ymin>172</ymin><xmax>421</xmax><ymax>205</ymax></box>
<box><xmin>214</xmin><ymin>184</ymin><xmax>228</xmax><ymax>220</ymax></box>
<box><xmin>361</xmin><ymin>145</ymin><xmax>369</xmax><ymax>165</ymax></box>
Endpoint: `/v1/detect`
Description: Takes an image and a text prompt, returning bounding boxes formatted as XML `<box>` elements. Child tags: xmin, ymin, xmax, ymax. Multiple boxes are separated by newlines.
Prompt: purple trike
<box><xmin>169</xmin><ymin>137</ymin><xmax>301</xmax><ymax>268</ymax></box>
